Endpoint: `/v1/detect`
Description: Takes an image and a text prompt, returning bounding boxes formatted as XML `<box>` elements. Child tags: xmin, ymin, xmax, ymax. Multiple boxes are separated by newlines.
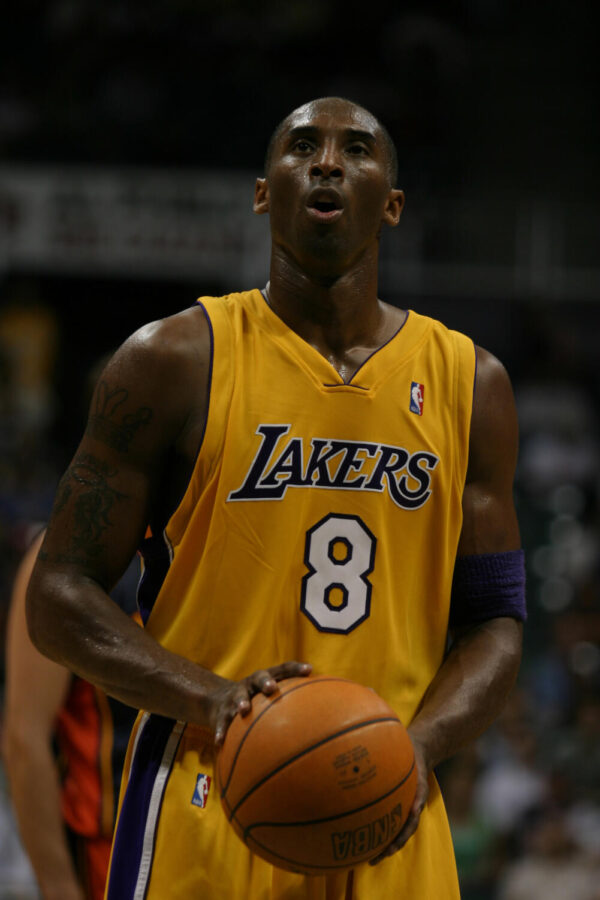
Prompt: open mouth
<box><xmin>313</xmin><ymin>200</ymin><xmax>339</xmax><ymax>213</ymax></box>
<box><xmin>307</xmin><ymin>192</ymin><xmax>344</xmax><ymax>222</ymax></box>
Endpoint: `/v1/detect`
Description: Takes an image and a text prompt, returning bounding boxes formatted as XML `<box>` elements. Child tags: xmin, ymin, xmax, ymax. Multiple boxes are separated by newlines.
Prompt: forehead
<box><xmin>281</xmin><ymin>100</ymin><xmax>381</xmax><ymax>141</ymax></box>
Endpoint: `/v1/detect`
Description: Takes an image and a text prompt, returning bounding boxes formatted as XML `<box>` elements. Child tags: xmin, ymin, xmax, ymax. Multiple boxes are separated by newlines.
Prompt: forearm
<box><xmin>27</xmin><ymin>568</ymin><xmax>227</xmax><ymax>727</ymax></box>
<box><xmin>4</xmin><ymin>737</ymin><xmax>83</xmax><ymax>900</ymax></box>
<box><xmin>408</xmin><ymin>617</ymin><xmax>522</xmax><ymax>771</ymax></box>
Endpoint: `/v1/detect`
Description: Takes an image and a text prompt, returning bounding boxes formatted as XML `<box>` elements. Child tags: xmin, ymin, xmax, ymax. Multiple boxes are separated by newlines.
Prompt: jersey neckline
<box><xmin>254</xmin><ymin>288</ymin><xmax>421</xmax><ymax>390</ymax></box>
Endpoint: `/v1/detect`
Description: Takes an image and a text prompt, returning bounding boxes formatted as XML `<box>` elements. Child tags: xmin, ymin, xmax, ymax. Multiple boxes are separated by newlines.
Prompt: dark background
<box><xmin>2</xmin><ymin>0</ymin><xmax>597</xmax><ymax>190</ymax></box>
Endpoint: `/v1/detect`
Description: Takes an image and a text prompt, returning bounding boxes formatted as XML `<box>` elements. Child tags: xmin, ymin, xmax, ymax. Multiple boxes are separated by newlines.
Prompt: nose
<box><xmin>309</xmin><ymin>140</ymin><xmax>344</xmax><ymax>179</ymax></box>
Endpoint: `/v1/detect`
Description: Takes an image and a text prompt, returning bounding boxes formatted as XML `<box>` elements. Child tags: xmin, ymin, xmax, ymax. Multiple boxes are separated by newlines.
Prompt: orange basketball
<box><xmin>216</xmin><ymin>674</ymin><xmax>417</xmax><ymax>875</ymax></box>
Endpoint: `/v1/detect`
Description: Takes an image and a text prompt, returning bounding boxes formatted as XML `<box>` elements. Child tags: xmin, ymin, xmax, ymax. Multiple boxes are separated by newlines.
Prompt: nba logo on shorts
<box><xmin>410</xmin><ymin>382</ymin><xmax>425</xmax><ymax>416</ymax></box>
<box><xmin>191</xmin><ymin>773</ymin><xmax>212</xmax><ymax>808</ymax></box>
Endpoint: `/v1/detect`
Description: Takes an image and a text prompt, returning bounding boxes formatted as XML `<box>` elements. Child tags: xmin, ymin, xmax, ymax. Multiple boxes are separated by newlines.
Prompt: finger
<box><xmin>395</xmin><ymin>807</ymin><xmax>421</xmax><ymax>847</ymax></box>
<box><xmin>369</xmin><ymin>807</ymin><xmax>421</xmax><ymax>865</ymax></box>
<box><xmin>236</xmin><ymin>696</ymin><xmax>252</xmax><ymax>714</ymax></box>
<box><xmin>269</xmin><ymin>660</ymin><xmax>312</xmax><ymax>682</ymax></box>
<box><xmin>214</xmin><ymin>711</ymin><xmax>232</xmax><ymax>747</ymax></box>
<box><xmin>232</xmin><ymin>685</ymin><xmax>253</xmax><ymax>715</ymax></box>
<box><xmin>214</xmin><ymin>689</ymin><xmax>253</xmax><ymax>744</ymax></box>
<box><xmin>247</xmin><ymin>669</ymin><xmax>280</xmax><ymax>696</ymax></box>
<box><xmin>214</xmin><ymin>721</ymin><xmax>226</xmax><ymax>747</ymax></box>
<box><xmin>369</xmin><ymin>761</ymin><xmax>429</xmax><ymax>864</ymax></box>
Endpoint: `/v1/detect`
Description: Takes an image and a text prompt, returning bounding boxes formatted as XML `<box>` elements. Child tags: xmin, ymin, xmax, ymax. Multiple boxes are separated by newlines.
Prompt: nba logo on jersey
<box><xmin>191</xmin><ymin>773</ymin><xmax>212</xmax><ymax>808</ymax></box>
<box><xmin>410</xmin><ymin>382</ymin><xmax>425</xmax><ymax>415</ymax></box>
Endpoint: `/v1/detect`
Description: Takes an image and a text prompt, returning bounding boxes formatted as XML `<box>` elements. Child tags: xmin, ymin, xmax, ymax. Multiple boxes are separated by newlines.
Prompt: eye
<box><xmin>292</xmin><ymin>139</ymin><xmax>314</xmax><ymax>153</ymax></box>
<box><xmin>346</xmin><ymin>143</ymin><xmax>369</xmax><ymax>156</ymax></box>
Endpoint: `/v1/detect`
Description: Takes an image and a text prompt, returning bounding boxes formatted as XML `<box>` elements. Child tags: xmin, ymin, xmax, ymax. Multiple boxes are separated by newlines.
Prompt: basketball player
<box><xmin>26</xmin><ymin>97</ymin><xmax>525</xmax><ymax>898</ymax></box>
<box><xmin>3</xmin><ymin>531</ymin><xmax>140</xmax><ymax>900</ymax></box>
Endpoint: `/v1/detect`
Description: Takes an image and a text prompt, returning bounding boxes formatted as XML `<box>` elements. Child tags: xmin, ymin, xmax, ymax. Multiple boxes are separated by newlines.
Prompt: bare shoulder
<box><xmin>96</xmin><ymin>304</ymin><xmax>211</xmax><ymax>440</ymax></box>
<box><xmin>473</xmin><ymin>345</ymin><xmax>514</xmax><ymax>401</ymax></box>
<box><xmin>468</xmin><ymin>345</ymin><xmax>519</xmax><ymax>484</ymax></box>
<box><xmin>114</xmin><ymin>304</ymin><xmax>210</xmax><ymax>382</ymax></box>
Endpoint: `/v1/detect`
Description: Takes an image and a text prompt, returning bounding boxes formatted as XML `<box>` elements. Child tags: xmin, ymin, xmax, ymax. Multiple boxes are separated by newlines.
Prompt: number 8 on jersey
<box><xmin>300</xmin><ymin>513</ymin><xmax>376</xmax><ymax>634</ymax></box>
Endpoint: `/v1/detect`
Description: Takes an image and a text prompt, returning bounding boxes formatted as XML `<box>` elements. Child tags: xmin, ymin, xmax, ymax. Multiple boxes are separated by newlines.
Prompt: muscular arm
<box><xmin>3</xmin><ymin>533</ymin><xmax>84</xmax><ymax>900</ymax></box>
<box><xmin>408</xmin><ymin>347</ymin><xmax>523</xmax><ymax>764</ymax></box>
<box><xmin>26</xmin><ymin>308</ymin><xmax>309</xmax><ymax>740</ymax></box>
<box><xmin>374</xmin><ymin>346</ymin><xmax>523</xmax><ymax>862</ymax></box>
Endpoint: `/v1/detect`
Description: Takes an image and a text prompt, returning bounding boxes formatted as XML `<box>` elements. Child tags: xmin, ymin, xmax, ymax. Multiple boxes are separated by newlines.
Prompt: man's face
<box><xmin>255</xmin><ymin>99</ymin><xmax>403</xmax><ymax>275</ymax></box>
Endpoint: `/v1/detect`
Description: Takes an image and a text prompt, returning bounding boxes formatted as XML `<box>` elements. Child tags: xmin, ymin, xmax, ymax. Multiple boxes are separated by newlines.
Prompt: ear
<box><xmin>254</xmin><ymin>178</ymin><xmax>269</xmax><ymax>215</ymax></box>
<box><xmin>382</xmin><ymin>189</ymin><xmax>405</xmax><ymax>227</ymax></box>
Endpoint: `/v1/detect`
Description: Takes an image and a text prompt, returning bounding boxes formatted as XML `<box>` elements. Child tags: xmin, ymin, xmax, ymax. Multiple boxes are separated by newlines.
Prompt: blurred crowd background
<box><xmin>0</xmin><ymin>1</ymin><xmax>599</xmax><ymax>897</ymax></box>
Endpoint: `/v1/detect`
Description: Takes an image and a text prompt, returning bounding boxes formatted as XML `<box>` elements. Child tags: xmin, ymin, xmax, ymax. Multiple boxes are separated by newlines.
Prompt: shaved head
<box><xmin>264</xmin><ymin>97</ymin><xmax>398</xmax><ymax>187</ymax></box>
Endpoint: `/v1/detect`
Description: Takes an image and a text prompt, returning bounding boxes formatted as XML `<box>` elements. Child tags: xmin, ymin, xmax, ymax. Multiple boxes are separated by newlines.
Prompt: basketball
<box><xmin>216</xmin><ymin>674</ymin><xmax>417</xmax><ymax>875</ymax></box>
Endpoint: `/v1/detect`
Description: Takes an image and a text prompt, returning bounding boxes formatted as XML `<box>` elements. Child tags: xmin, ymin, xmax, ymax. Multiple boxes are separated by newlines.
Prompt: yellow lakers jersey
<box><xmin>109</xmin><ymin>289</ymin><xmax>474</xmax><ymax>900</ymax></box>
<box><xmin>144</xmin><ymin>288</ymin><xmax>474</xmax><ymax>725</ymax></box>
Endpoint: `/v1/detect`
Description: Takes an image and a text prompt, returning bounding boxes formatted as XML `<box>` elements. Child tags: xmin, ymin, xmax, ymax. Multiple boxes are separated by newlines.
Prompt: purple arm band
<box><xmin>449</xmin><ymin>550</ymin><xmax>527</xmax><ymax>628</ymax></box>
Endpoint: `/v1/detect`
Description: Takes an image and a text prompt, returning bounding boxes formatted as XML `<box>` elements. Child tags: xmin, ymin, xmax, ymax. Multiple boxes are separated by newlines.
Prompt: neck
<box><xmin>266</xmin><ymin>243</ymin><xmax>383</xmax><ymax>355</ymax></box>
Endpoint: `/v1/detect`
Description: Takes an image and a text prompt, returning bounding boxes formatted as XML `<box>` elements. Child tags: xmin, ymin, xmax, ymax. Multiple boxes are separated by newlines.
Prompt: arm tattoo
<box><xmin>40</xmin><ymin>453</ymin><xmax>127</xmax><ymax>567</ymax></box>
<box><xmin>88</xmin><ymin>380</ymin><xmax>153</xmax><ymax>452</ymax></box>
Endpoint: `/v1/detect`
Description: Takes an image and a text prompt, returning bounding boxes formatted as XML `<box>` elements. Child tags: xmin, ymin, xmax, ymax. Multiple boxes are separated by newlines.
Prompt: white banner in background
<box><xmin>0</xmin><ymin>167</ymin><xmax>270</xmax><ymax>285</ymax></box>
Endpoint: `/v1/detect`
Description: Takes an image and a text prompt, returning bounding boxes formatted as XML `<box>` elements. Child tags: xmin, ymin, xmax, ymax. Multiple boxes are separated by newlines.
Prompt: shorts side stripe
<box><xmin>129</xmin><ymin>712</ymin><xmax>150</xmax><ymax>785</ymax></box>
<box><xmin>106</xmin><ymin>715</ymin><xmax>184</xmax><ymax>900</ymax></box>
<box><xmin>134</xmin><ymin>720</ymin><xmax>185</xmax><ymax>900</ymax></box>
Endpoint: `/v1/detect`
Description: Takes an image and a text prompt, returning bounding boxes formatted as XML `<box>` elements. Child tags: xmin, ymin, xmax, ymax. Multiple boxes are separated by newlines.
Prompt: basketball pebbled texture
<box><xmin>216</xmin><ymin>675</ymin><xmax>417</xmax><ymax>875</ymax></box>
